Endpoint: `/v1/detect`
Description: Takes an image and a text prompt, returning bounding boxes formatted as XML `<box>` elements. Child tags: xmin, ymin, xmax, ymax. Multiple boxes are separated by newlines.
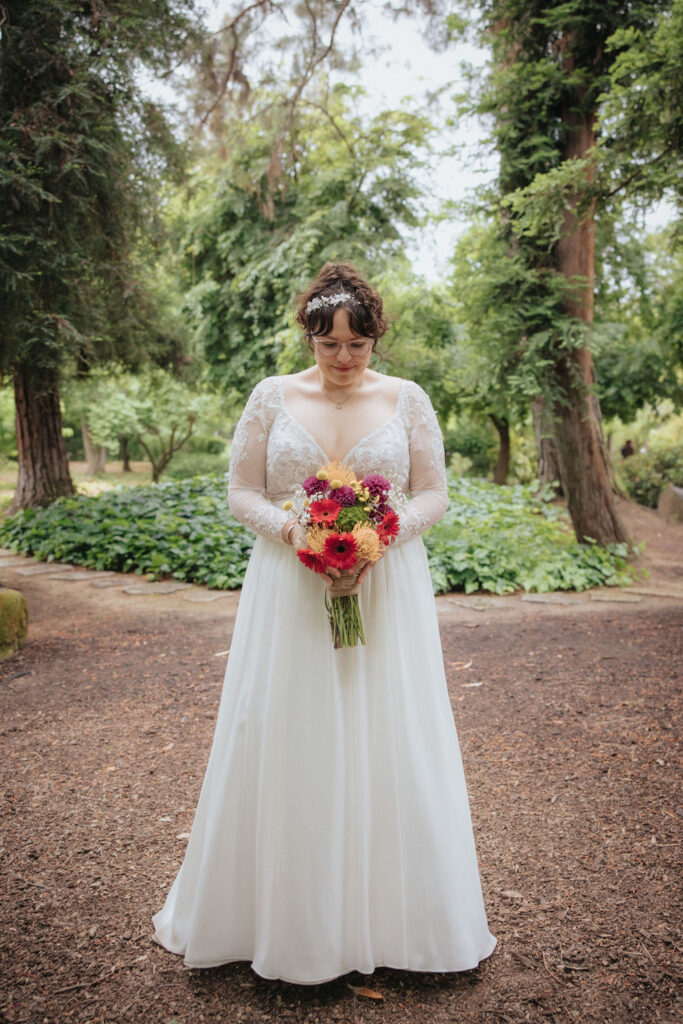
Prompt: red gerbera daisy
<box><xmin>323</xmin><ymin>532</ymin><xmax>358</xmax><ymax>570</ymax></box>
<box><xmin>377</xmin><ymin>509</ymin><xmax>400</xmax><ymax>545</ymax></box>
<box><xmin>309</xmin><ymin>498</ymin><xmax>342</xmax><ymax>525</ymax></box>
<box><xmin>297</xmin><ymin>549</ymin><xmax>328</xmax><ymax>574</ymax></box>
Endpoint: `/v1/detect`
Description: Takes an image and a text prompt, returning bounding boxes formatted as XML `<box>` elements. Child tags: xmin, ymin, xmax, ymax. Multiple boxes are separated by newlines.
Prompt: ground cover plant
<box><xmin>0</xmin><ymin>473</ymin><xmax>637</xmax><ymax>594</ymax></box>
<box><xmin>426</xmin><ymin>478</ymin><xmax>635</xmax><ymax>594</ymax></box>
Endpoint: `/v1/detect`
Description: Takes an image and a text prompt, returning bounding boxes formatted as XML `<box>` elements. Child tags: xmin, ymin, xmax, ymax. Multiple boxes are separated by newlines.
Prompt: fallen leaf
<box><xmin>346</xmin><ymin>983</ymin><xmax>384</xmax><ymax>1000</ymax></box>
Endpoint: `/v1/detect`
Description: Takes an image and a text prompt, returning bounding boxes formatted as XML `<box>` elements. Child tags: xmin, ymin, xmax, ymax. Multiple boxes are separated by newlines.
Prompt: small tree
<box><xmin>87</xmin><ymin>370</ymin><xmax>209</xmax><ymax>483</ymax></box>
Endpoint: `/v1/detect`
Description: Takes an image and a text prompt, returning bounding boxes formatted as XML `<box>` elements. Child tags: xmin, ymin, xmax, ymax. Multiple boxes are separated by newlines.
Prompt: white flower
<box><xmin>305</xmin><ymin>291</ymin><xmax>354</xmax><ymax>314</ymax></box>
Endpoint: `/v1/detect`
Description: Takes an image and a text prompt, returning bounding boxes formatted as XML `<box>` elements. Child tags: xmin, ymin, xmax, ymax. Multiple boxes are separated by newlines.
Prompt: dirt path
<box><xmin>1</xmin><ymin>498</ymin><xmax>681</xmax><ymax>1024</ymax></box>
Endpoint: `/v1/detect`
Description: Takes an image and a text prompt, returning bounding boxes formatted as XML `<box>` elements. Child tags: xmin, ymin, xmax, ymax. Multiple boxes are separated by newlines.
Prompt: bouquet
<box><xmin>282</xmin><ymin>460</ymin><xmax>407</xmax><ymax>649</ymax></box>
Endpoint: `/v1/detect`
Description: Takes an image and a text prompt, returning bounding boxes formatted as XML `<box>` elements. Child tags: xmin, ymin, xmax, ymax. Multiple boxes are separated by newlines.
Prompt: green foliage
<box><xmin>424</xmin><ymin>477</ymin><xmax>635</xmax><ymax>595</ymax></box>
<box><xmin>461</xmin><ymin>0</ymin><xmax>681</xmax><ymax>421</ymax></box>
<box><xmin>0</xmin><ymin>473</ymin><xmax>635</xmax><ymax>595</ymax></box>
<box><xmin>0</xmin><ymin>475</ymin><xmax>253</xmax><ymax>589</ymax></box>
<box><xmin>164</xmin><ymin>452</ymin><xmax>229</xmax><ymax>480</ymax></box>
<box><xmin>0</xmin><ymin>0</ymin><xmax>200</xmax><ymax>386</ymax></box>
<box><xmin>70</xmin><ymin>367</ymin><xmax>213</xmax><ymax>481</ymax></box>
<box><xmin>448</xmin><ymin>217</ymin><xmax>576</xmax><ymax>413</ymax></box>
<box><xmin>182</xmin><ymin>82</ymin><xmax>432</xmax><ymax>398</ymax></box>
<box><xmin>619</xmin><ymin>445</ymin><xmax>683</xmax><ymax>507</ymax></box>
<box><xmin>444</xmin><ymin>417</ymin><xmax>497</xmax><ymax>476</ymax></box>
<box><xmin>593</xmin><ymin>226</ymin><xmax>683</xmax><ymax>421</ymax></box>
<box><xmin>597</xmin><ymin>0</ymin><xmax>683</xmax><ymax>215</ymax></box>
<box><xmin>0</xmin><ymin>388</ymin><xmax>15</xmax><ymax>454</ymax></box>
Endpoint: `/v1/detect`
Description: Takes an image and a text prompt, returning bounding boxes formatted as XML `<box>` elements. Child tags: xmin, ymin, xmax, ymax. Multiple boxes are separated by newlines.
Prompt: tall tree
<box><xmin>467</xmin><ymin>0</ymin><xmax>681</xmax><ymax>545</ymax></box>
<box><xmin>0</xmin><ymin>0</ymin><xmax>200</xmax><ymax>511</ymax></box>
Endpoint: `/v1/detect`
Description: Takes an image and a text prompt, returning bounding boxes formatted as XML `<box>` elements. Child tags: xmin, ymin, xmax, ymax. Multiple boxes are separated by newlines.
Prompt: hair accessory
<box><xmin>306</xmin><ymin>291</ymin><xmax>355</xmax><ymax>314</ymax></box>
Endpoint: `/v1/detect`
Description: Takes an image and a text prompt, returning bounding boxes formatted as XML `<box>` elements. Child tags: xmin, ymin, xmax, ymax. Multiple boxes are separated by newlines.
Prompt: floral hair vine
<box><xmin>305</xmin><ymin>291</ymin><xmax>356</xmax><ymax>314</ymax></box>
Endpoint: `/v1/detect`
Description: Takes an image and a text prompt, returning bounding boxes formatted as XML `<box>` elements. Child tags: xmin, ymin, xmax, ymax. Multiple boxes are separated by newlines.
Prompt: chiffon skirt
<box><xmin>151</xmin><ymin>533</ymin><xmax>497</xmax><ymax>985</ymax></box>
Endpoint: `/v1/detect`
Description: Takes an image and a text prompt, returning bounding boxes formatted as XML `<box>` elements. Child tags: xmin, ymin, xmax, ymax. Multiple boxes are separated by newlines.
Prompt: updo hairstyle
<box><xmin>295</xmin><ymin>262</ymin><xmax>389</xmax><ymax>364</ymax></box>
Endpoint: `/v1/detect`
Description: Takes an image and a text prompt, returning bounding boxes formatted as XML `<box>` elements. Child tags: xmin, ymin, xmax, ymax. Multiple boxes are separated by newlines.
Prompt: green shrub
<box><xmin>423</xmin><ymin>477</ymin><xmax>634</xmax><ymax>594</ymax></box>
<box><xmin>0</xmin><ymin>474</ymin><xmax>252</xmax><ymax>589</ymax></box>
<box><xmin>183</xmin><ymin>434</ymin><xmax>228</xmax><ymax>455</ymax></box>
<box><xmin>0</xmin><ymin>472</ymin><xmax>636</xmax><ymax>595</ymax></box>
<box><xmin>620</xmin><ymin>445</ymin><xmax>683</xmax><ymax>508</ymax></box>
<box><xmin>443</xmin><ymin>419</ymin><xmax>497</xmax><ymax>476</ymax></box>
<box><xmin>164</xmin><ymin>452</ymin><xmax>229</xmax><ymax>480</ymax></box>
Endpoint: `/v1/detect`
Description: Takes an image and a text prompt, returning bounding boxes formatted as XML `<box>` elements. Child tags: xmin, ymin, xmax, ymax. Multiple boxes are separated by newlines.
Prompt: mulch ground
<box><xmin>1</xmin><ymin>567</ymin><xmax>681</xmax><ymax>1024</ymax></box>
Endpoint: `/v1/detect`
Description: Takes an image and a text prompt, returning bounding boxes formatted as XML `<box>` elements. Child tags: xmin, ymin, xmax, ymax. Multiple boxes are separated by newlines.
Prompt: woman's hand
<box><xmin>354</xmin><ymin>534</ymin><xmax>396</xmax><ymax>586</ymax></box>
<box><xmin>284</xmin><ymin>518</ymin><xmax>396</xmax><ymax>588</ymax></box>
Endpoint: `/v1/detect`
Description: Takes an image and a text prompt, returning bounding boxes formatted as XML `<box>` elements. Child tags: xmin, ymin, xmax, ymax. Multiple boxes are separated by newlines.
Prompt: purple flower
<box><xmin>362</xmin><ymin>473</ymin><xmax>391</xmax><ymax>498</ymax></box>
<box><xmin>369</xmin><ymin>500</ymin><xmax>390</xmax><ymax>522</ymax></box>
<box><xmin>334</xmin><ymin>485</ymin><xmax>357</xmax><ymax>506</ymax></box>
<box><xmin>302</xmin><ymin>475</ymin><xmax>328</xmax><ymax>497</ymax></box>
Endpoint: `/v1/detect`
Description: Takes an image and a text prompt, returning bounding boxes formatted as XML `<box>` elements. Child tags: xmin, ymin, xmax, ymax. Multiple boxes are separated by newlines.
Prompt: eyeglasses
<box><xmin>311</xmin><ymin>336</ymin><xmax>373</xmax><ymax>357</ymax></box>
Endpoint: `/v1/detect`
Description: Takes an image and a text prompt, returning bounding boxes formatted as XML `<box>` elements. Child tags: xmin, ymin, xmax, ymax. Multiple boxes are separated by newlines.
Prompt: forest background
<box><xmin>0</xmin><ymin>0</ymin><xmax>682</xmax><ymax>595</ymax></box>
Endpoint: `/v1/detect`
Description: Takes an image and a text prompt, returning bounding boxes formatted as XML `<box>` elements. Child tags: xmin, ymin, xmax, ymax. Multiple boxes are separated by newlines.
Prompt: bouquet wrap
<box><xmin>328</xmin><ymin>566</ymin><xmax>364</xmax><ymax>598</ymax></box>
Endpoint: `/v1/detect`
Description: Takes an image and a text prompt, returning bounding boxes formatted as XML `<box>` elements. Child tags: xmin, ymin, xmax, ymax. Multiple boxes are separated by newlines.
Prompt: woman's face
<box><xmin>311</xmin><ymin>308</ymin><xmax>374</xmax><ymax>389</ymax></box>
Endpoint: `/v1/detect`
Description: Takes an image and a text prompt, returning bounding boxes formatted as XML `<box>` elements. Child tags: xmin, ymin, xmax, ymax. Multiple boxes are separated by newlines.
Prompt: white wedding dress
<box><xmin>151</xmin><ymin>374</ymin><xmax>497</xmax><ymax>985</ymax></box>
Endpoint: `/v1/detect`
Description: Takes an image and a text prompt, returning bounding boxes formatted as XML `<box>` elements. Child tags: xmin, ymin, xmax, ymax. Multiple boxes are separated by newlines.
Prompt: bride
<box><xmin>151</xmin><ymin>262</ymin><xmax>497</xmax><ymax>985</ymax></box>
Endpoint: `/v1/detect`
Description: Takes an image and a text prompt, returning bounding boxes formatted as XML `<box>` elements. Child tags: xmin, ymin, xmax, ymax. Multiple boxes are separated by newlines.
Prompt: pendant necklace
<box><xmin>317</xmin><ymin>367</ymin><xmax>364</xmax><ymax>410</ymax></box>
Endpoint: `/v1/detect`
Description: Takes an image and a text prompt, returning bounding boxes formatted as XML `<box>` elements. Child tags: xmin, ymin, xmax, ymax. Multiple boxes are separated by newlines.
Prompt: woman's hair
<box><xmin>295</xmin><ymin>262</ymin><xmax>389</xmax><ymax>362</ymax></box>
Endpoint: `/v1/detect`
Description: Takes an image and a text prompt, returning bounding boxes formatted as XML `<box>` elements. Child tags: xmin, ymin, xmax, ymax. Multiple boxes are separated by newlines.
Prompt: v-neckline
<box><xmin>277</xmin><ymin>375</ymin><xmax>406</xmax><ymax>465</ymax></box>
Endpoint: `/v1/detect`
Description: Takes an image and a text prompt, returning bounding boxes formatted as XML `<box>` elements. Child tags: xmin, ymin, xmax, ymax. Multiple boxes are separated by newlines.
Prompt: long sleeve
<box><xmin>227</xmin><ymin>378</ymin><xmax>291</xmax><ymax>543</ymax></box>
<box><xmin>393</xmin><ymin>382</ymin><xmax>449</xmax><ymax>547</ymax></box>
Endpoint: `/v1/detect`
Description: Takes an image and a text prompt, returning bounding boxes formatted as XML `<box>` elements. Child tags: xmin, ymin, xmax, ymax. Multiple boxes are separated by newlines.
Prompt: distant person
<box><xmin>620</xmin><ymin>439</ymin><xmax>635</xmax><ymax>459</ymax></box>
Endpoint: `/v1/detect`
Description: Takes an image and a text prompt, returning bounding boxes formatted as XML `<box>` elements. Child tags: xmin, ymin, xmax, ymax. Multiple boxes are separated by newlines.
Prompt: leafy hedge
<box><xmin>0</xmin><ymin>473</ymin><xmax>636</xmax><ymax>594</ymax></box>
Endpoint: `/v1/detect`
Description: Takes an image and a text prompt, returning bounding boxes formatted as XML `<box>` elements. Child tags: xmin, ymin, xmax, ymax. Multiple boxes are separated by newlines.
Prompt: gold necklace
<box><xmin>317</xmin><ymin>367</ymin><xmax>364</xmax><ymax>410</ymax></box>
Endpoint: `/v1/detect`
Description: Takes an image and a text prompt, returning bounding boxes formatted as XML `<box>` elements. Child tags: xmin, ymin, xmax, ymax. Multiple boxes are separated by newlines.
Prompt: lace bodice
<box><xmin>227</xmin><ymin>374</ymin><xmax>448</xmax><ymax>547</ymax></box>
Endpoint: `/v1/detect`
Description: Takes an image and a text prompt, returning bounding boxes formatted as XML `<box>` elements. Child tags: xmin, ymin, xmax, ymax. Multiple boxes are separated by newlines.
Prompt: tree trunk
<box><xmin>552</xmin><ymin>59</ymin><xmax>629</xmax><ymax>547</ymax></box>
<box><xmin>119</xmin><ymin>435</ymin><xmax>132</xmax><ymax>472</ymax></box>
<box><xmin>490</xmin><ymin>414</ymin><xmax>510</xmax><ymax>485</ymax></box>
<box><xmin>10</xmin><ymin>365</ymin><xmax>75</xmax><ymax>513</ymax></box>
<box><xmin>531</xmin><ymin>395</ymin><xmax>563</xmax><ymax>494</ymax></box>
<box><xmin>81</xmin><ymin>422</ymin><xmax>107</xmax><ymax>478</ymax></box>
<box><xmin>551</xmin><ymin>348</ymin><xmax>629</xmax><ymax>544</ymax></box>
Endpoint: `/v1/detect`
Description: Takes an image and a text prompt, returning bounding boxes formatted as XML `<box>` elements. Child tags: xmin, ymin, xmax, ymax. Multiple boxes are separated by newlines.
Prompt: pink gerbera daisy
<box><xmin>323</xmin><ymin>532</ymin><xmax>358</xmax><ymax>570</ymax></box>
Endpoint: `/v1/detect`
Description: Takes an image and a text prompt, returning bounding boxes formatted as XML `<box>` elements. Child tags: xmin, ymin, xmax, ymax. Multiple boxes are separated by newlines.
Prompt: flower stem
<box><xmin>324</xmin><ymin>592</ymin><xmax>366</xmax><ymax>649</ymax></box>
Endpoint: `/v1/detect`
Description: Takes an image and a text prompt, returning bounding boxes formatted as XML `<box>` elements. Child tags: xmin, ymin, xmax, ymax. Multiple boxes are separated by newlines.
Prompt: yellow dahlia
<box><xmin>305</xmin><ymin>525</ymin><xmax>329</xmax><ymax>554</ymax></box>
<box><xmin>318</xmin><ymin>461</ymin><xmax>358</xmax><ymax>487</ymax></box>
<box><xmin>351</xmin><ymin>523</ymin><xmax>383</xmax><ymax>563</ymax></box>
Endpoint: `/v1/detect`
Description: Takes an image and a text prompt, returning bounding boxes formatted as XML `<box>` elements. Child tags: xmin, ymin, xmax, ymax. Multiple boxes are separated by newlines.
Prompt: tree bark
<box><xmin>531</xmin><ymin>395</ymin><xmax>563</xmax><ymax>494</ymax></box>
<box><xmin>490</xmin><ymin>414</ymin><xmax>510</xmax><ymax>484</ymax></box>
<box><xmin>81</xmin><ymin>422</ymin><xmax>107</xmax><ymax>478</ymax></box>
<box><xmin>119</xmin><ymin>435</ymin><xmax>132</xmax><ymax>472</ymax></box>
<box><xmin>551</xmin><ymin>55</ymin><xmax>629</xmax><ymax>547</ymax></box>
<box><xmin>10</xmin><ymin>365</ymin><xmax>75</xmax><ymax>513</ymax></box>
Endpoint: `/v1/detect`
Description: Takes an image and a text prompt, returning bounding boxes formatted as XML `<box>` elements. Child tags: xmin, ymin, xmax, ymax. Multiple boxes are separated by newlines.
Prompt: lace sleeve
<box><xmin>227</xmin><ymin>378</ymin><xmax>291</xmax><ymax>543</ymax></box>
<box><xmin>393</xmin><ymin>381</ymin><xmax>449</xmax><ymax>547</ymax></box>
